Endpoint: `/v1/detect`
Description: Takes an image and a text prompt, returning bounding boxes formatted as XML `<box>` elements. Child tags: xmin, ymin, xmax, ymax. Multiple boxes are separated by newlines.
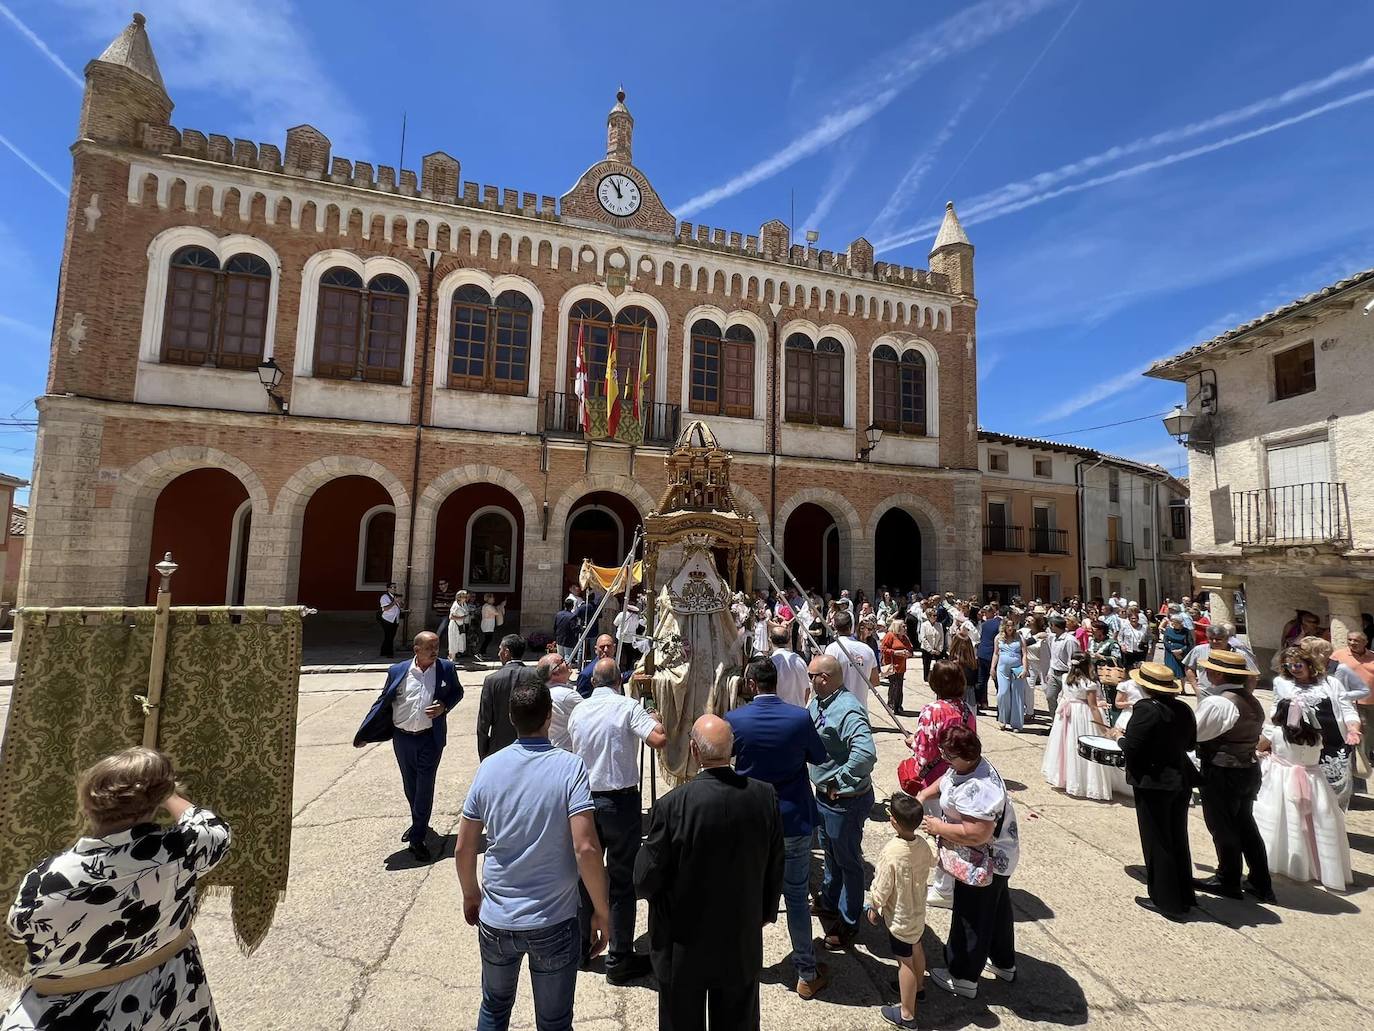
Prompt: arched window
<box><xmin>785</xmin><ymin>333</ymin><xmax>844</xmax><ymax>426</ymax></box>
<box><xmin>466</xmin><ymin>507</ymin><xmax>517</xmax><ymax>591</ymax></box>
<box><xmin>314</xmin><ymin>269</ymin><xmax>409</xmax><ymax>384</ymax></box>
<box><xmin>449</xmin><ymin>285</ymin><xmax>533</xmax><ymax>394</ymax></box>
<box><xmin>357</xmin><ymin>506</ymin><xmax>395</xmax><ymax>590</ymax></box>
<box><xmin>161</xmin><ymin>246</ymin><xmax>270</xmax><ymax>369</ymax></box>
<box><xmin>567</xmin><ymin>301</ymin><xmax>657</xmax><ymax>399</ymax></box>
<box><xmin>873</xmin><ymin>345</ymin><xmax>928</xmax><ymax>435</ymax></box>
<box><xmin>690</xmin><ymin>320</ymin><xmax>754</xmax><ymax>418</ymax></box>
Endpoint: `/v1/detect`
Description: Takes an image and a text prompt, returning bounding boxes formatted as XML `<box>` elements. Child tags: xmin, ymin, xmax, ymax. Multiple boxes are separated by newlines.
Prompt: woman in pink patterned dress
<box><xmin>903</xmin><ymin>661</ymin><xmax>977</xmax><ymax>792</ymax></box>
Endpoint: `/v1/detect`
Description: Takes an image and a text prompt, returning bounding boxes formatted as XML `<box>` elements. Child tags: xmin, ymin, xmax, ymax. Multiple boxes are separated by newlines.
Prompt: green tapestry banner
<box><xmin>0</xmin><ymin>606</ymin><xmax>303</xmax><ymax>978</ymax></box>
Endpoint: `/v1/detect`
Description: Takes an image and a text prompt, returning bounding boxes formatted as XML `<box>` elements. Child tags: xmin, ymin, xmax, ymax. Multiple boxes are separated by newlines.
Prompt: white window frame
<box><xmin>356</xmin><ymin>504</ymin><xmax>397</xmax><ymax>591</ymax></box>
<box><xmin>224</xmin><ymin>499</ymin><xmax>252</xmax><ymax>605</ymax></box>
<box><xmin>564</xmin><ymin>504</ymin><xmax>625</xmax><ymax>564</ymax></box>
<box><xmin>866</xmin><ymin>335</ymin><xmax>940</xmax><ymax>438</ymax></box>
<box><xmin>138</xmin><ymin>226</ymin><xmax>282</xmax><ymax>366</ymax></box>
<box><xmin>778</xmin><ymin>317</ymin><xmax>860</xmax><ymax>430</ymax></box>
<box><xmin>465</xmin><ymin>505</ymin><xmax>519</xmax><ymax>592</ymax></box>
<box><xmin>678</xmin><ymin>304</ymin><xmax>769</xmax><ymax>421</ymax></box>
<box><xmin>295</xmin><ymin>249</ymin><xmax>421</xmax><ymax>385</ymax></box>
<box><xmin>433</xmin><ymin>269</ymin><xmax>545</xmax><ymax>398</ymax></box>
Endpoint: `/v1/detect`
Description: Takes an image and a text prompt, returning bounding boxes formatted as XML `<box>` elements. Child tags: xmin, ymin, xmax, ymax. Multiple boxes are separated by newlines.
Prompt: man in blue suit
<box><xmin>724</xmin><ymin>657</ymin><xmax>830</xmax><ymax>999</ymax></box>
<box><xmin>354</xmin><ymin>630</ymin><xmax>464</xmax><ymax>862</ymax></box>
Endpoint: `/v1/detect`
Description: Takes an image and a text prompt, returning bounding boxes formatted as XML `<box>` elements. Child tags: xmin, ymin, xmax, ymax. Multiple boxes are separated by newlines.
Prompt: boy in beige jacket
<box><xmin>866</xmin><ymin>792</ymin><xmax>934</xmax><ymax>1028</ymax></box>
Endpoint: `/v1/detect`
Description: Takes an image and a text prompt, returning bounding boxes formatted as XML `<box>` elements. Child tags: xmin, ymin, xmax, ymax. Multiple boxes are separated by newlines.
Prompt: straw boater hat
<box><xmin>1198</xmin><ymin>649</ymin><xmax>1258</xmax><ymax>678</ymax></box>
<box><xmin>1129</xmin><ymin>661</ymin><xmax>1183</xmax><ymax>694</ymax></box>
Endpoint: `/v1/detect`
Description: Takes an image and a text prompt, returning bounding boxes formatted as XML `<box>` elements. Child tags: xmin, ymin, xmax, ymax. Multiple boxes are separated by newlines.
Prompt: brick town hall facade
<box><xmin>18</xmin><ymin>15</ymin><xmax>983</xmax><ymax>635</ymax></box>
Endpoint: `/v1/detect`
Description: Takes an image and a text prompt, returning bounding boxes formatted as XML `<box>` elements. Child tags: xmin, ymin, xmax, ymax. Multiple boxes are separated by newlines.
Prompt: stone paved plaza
<box><xmin>2</xmin><ymin>666</ymin><xmax>1371</xmax><ymax>1030</ymax></box>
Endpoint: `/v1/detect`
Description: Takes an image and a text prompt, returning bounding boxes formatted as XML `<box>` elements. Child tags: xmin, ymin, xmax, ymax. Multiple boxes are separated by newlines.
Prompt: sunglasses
<box><xmin>807</xmin><ymin>671</ymin><xmax>829</xmax><ymax>680</ymax></box>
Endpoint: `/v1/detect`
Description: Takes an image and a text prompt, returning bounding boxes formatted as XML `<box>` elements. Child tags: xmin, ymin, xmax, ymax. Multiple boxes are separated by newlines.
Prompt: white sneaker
<box><xmin>929</xmin><ymin>967</ymin><xmax>978</xmax><ymax>998</ymax></box>
<box><xmin>925</xmin><ymin>888</ymin><xmax>953</xmax><ymax>909</ymax></box>
<box><xmin>985</xmin><ymin>960</ymin><xmax>1016</xmax><ymax>982</ymax></box>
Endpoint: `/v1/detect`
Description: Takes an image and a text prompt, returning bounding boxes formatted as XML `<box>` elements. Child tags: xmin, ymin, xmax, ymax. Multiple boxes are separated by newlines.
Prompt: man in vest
<box><xmin>1191</xmin><ymin>650</ymin><xmax>1275</xmax><ymax>903</ymax></box>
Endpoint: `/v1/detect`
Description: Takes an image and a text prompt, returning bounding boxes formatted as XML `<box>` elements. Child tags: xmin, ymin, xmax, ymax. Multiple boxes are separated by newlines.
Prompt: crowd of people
<box><xmin>5</xmin><ymin>580</ymin><xmax>1371</xmax><ymax>1031</ymax></box>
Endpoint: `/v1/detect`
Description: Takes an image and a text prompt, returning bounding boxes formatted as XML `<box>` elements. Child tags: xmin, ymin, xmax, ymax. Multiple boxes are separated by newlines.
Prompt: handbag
<box><xmin>937</xmin><ymin>799</ymin><xmax>1008</xmax><ymax>888</ymax></box>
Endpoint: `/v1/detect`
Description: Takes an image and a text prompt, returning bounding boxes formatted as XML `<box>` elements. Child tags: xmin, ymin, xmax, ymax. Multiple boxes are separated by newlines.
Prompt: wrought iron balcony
<box><xmin>541</xmin><ymin>391</ymin><xmax>681</xmax><ymax>446</ymax></box>
<box><xmin>983</xmin><ymin>524</ymin><xmax>1024</xmax><ymax>553</ymax></box>
<box><xmin>1232</xmin><ymin>482</ymin><xmax>1351</xmax><ymax>547</ymax></box>
<box><xmin>1029</xmin><ymin>527</ymin><xmax>1069</xmax><ymax>555</ymax></box>
<box><xmin>1106</xmin><ymin>539</ymin><xmax>1135</xmax><ymax>568</ymax></box>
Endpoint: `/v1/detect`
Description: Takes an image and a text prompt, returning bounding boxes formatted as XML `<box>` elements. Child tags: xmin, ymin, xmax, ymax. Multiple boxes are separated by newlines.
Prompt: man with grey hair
<box><xmin>1183</xmin><ymin>624</ymin><xmax>1258</xmax><ymax>698</ymax></box>
<box><xmin>636</xmin><ymin>714</ymin><xmax>783</xmax><ymax>1030</ymax></box>
<box><xmin>568</xmin><ymin>656</ymin><xmax>667</xmax><ymax>983</ymax></box>
<box><xmin>536</xmin><ymin>651</ymin><xmax>582</xmax><ymax>750</ymax></box>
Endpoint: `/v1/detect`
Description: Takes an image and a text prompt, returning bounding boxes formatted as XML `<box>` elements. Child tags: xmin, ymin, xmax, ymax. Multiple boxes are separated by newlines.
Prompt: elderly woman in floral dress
<box><xmin>4</xmin><ymin>748</ymin><xmax>231</xmax><ymax>1031</ymax></box>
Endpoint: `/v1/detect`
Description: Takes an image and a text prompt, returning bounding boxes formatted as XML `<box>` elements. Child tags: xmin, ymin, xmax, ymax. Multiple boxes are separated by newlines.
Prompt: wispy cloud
<box><xmin>0</xmin><ymin>1</ymin><xmax>84</xmax><ymax>88</ymax></box>
<box><xmin>800</xmin><ymin>141</ymin><xmax>867</xmax><ymax>237</ymax></box>
<box><xmin>673</xmin><ymin>0</ymin><xmax>1064</xmax><ymax>218</ymax></box>
<box><xmin>57</xmin><ymin>1</ymin><xmax>366</xmax><ymax>153</ymax></box>
<box><xmin>876</xmin><ymin>55</ymin><xmax>1374</xmax><ymax>251</ymax></box>
<box><xmin>867</xmin><ymin>86</ymin><xmax>984</xmax><ymax>242</ymax></box>
<box><xmin>0</xmin><ymin>133</ymin><xmax>66</xmax><ymax>196</ymax></box>
<box><xmin>0</xmin><ymin>313</ymin><xmax>49</xmax><ymax>340</ymax></box>
<box><xmin>976</xmin><ymin>349</ymin><xmax>1003</xmax><ymax>385</ymax></box>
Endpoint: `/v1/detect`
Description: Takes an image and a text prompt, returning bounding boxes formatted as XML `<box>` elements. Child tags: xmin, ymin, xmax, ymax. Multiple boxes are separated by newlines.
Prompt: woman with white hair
<box><xmin>1272</xmin><ymin>645</ymin><xmax>1362</xmax><ymax>809</ymax></box>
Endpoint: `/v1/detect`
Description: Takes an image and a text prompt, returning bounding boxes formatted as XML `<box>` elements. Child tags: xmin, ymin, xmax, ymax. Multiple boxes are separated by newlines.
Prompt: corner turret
<box><xmin>928</xmin><ymin>201</ymin><xmax>974</xmax><ymax>297</ymax></box>
<box><xmin>606</xmin><ymin>87</ymin><xmax>634</xmax><ymax>162</ymax></box>
<box><xmin>79</xmin><ymin>12</ymin><xmax>172</xmax><ymax>145</ymax></box>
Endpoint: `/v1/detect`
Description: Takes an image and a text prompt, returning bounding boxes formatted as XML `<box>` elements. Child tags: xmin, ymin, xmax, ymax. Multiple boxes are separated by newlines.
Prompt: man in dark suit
<box><xmin>724</xmin><ymin>659</ymin><xmax>829</xmax><ymax>999</ymax></box>
<box><xmin>1119</xmin><ymin>661</ymin><xmax>1199</xmax><ymax>921</ymax></box>
<box><xmin>553</xmin><ymin>598</ymin><xmax>581</xmax><ymax>661</ymax></box>
<box><xmin>635</xmin><ymin>714</ymin><xmax>784</xmax><ymax>1031</ymax></box>
<box><xmin>575</xmin><ymin>633</ymin><xmax>631</xmax><ymax>698</ymax></box>
<box><xmin>353</xmin><ymin>630</ymin><xmax>464</xmax><ymax>861</ymax></box>
<box><xmin>476</xmin><ymin>634</ymin><xmax>528</xmax><ymax>760</ymax></box>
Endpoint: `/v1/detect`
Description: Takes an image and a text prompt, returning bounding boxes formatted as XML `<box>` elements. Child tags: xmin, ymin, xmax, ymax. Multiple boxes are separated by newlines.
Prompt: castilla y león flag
<box><xmin>573</xmin><ymin>321</ymin><xmax>591</xmax><ymax>432</ymax></box>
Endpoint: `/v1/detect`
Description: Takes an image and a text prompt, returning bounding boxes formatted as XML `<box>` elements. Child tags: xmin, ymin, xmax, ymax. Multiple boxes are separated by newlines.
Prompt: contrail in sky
<box><xmin>800</xmin><ymin>146</ymin><xmax>864</xmax><ymax>236</ymax></box>
<box><xmin>0</xmin><ymin>1</ymin><xmax>84</xmax><ymax>88</ymax></box>
<box><xmin>876</xmin><ymin>82</ymin><xmax>1374</xmax><ymax>252</ymax></box>
<box><xmin>673</xmin><ymin>0</ymin><xmax>1065</xmax><ymax>218</ymax></box>
<box><xmin>0</xmin><ymin>133</ymin><xmax>67</xmax><ymax>196</ymax></box>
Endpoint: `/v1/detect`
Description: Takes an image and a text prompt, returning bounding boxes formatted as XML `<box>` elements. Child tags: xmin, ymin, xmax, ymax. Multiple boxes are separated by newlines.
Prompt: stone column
<box><xmin>1314</xmin><ymin>576</ymin><xmax>1372</xmax><ymax>645</ymax></box>
<box><xmin>1195</xmin><ymin>571</ymin><xmax>1244</xmax><ymax>630</ymax></box>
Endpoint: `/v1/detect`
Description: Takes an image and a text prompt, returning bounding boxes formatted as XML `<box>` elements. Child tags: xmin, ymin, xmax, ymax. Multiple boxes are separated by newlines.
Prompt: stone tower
<box><xmin>606</xmin><ymin>88</ymin><xmax>634</xmax><ymax>162</ymax></box>
<box><xmin>79</xmin><ymin>12</ymin><xmax>172</xmax><ymax>146</ymax></box>
<box><xmin>928</xmin><ymin>201</ymin><xmax>974</xmax><ymax>297</ymax></box>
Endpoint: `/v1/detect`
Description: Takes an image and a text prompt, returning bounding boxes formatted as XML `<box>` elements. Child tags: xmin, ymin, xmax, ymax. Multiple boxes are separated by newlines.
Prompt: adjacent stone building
<box><xmin>1148</xmin><ymin>266</ymin><xmax>1374</xmax><ymax>667</ymax></box>
<box><xmin>18</xmin><ymin>15</ymin><xmax>983</xmax><ymax>638</ymax></box>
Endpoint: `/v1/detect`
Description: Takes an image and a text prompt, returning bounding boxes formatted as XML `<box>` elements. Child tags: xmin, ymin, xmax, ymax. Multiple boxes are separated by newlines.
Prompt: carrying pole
<box><xmin>571</xmin><ymin>527</ymin><xmax>643</xmax><ymax>666</ymax></box>
<box><xmin>142</xmin><ymin>553</ymin><xmax>179</xmax><ymax>748</ymax></box>
<box><xmin>753</xmin><ymin>546</ymin><xmax>907</xmax><ymax>735</ymax></box>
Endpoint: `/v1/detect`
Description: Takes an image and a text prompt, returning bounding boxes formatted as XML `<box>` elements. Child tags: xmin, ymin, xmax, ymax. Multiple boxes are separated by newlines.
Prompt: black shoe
<box><xmin>1134</xmin><ymin>896</ymin><xmax>1187</xmax><ymax>923</ymax></box>
<box><xmin>1243</xmin><ymin>881</ymin><xmax>1278</xmax><ymax>904</ymax></box>
<box><xmin>606</xmin><ymin>953</ymin><xmax>652</xmax><ymax>985</ymax></box>
<box><xmin>1193</xmin><ymin>876</ymin><xmax>1243</xmax><ymax>900</ymax></box>
<box><xmin>408</xmin><ymin>839</ymin><xmax>432</xmax><ymax>863</ymax></box>
<box><xmin>400</xmin><ymin>828</ymin><xmax>411</xmax><ymax>843</ymax></box>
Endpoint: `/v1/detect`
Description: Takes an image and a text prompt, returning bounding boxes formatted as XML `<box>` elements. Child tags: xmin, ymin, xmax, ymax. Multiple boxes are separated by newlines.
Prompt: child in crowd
<box><xmin>866</xmin><ymin>792</ymin><xmax>934</xmax><ymax>1029</ymax></box>
<box><xmin>1255</xmin><ymin>697</ymin><xmax>1352</xmax><ymax>892</ymax></box>
<box><xmin>1041</xmin><ymin>654</ymin><xmax>1115</xmax><ymax>801</ymax></box>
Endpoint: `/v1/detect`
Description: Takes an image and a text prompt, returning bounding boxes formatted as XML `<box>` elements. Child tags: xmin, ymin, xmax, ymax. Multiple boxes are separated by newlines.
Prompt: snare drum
<box><xmin>1077</xmin><ymin>734</ymin><xmax>1125</xmax><ymax>768</ymax></box>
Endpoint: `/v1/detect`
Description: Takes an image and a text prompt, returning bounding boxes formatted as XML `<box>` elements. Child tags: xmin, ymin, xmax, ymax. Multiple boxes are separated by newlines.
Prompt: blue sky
<box><xmin>4</xmin><ymin>0</ymin><xmax>1374</xmax><ymax>502</ymax></box>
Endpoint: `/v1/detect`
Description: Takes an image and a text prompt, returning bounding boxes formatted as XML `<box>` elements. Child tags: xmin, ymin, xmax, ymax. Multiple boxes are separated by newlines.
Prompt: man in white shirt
<box><xmin>1046</xmin><ymin>615</ymin><xmax>1081</xmax><ymax>713</ymax></box>
<box><xmin>823</xmin><ymin>611</ymin><xmax>879</xmax><ymax>713</ymax></box>
<box><xmin>567</xmin><ymin>658</ymin><xmax>667</xmax><ymax>984</ymax></box>
<box><xmin>536</xmin><ymin>652</ymin><xmax>582</xmax><ymax>750</ymax></box>
<box><xmin>769</xmin><ymin>624</ymin><xmax>811</xmax><ymax>707</ymax></box>
<box><xmin>379</xmin><ymin>581</ymin><xmax>403</xmax><ymax>658</ymax></box>
<box><xmin>1183</xmin><ymin>624</ymin><xmax>1259</xmax><ymax>698</ymax></box>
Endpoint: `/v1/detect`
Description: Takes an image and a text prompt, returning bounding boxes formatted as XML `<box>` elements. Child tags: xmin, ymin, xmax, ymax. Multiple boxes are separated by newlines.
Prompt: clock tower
<box><xmin>560</xmin><ymin>88</ymin><xmax>675</xmax><ymax>237</ymax></box>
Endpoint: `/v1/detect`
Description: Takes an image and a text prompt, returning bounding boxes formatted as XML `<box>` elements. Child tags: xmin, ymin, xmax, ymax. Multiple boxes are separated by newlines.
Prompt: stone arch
<box><xmin>866</xmin><ymin>493</ymin><xmax>945</xmax><ymax>595</ymax></box>
<box><xmin>409</xmin><ymin>464</ymin><xmax>540</xmax><ymax>616</ymax></box>
<box><xmin>274</xmin><ymin>456</ymin><xmax>412</xmax><ymax>606</ymax></box>
<box><xmin>111</xmin><ymin>446</ymin><xmax>271</xmax><ymax>604</ymax></box>
<box><xmin>775</xmin><ymin>487</ymin><xmax>863</xmax><ymax>592</ymax></box>
<box><xmin>549</xmin><ymin>474</ymin><xmax>655</xmax><ymax>537</ymax></box>
<box><xmin>728</xmin><ymin>482</ymin><xmax>772</xmax><ymax>552</ymax></box>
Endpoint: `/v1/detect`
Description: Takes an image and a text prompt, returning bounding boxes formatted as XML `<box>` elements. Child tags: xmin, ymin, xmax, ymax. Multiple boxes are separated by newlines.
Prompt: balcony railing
<box><xmin>983</xmin><ymin>524</ymin><xmax>1024</xmax><ymax>553</ymax></box>
<box><xmin>1106</xmin><ymin>539</ymin><xmax>1135</xmax><ymax>568</ymax></box>
<box><xmin>541</xmin><ymin>391</ymin><xmax>681</xmax><ymax>446</ymax></box>
<box><xmin>1029</xmin><ymin>527</ymin><xmax>1069</xmax><ymax>555</ymax></box>
<box><xmin>1232</xmin><ymin>482</ymin><xmax>1351</xmax><ymax>546</ymax></box>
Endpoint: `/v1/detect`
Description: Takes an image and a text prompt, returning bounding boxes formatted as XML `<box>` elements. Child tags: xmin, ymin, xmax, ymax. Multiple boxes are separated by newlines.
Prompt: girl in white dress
<box><xmin>1042</xmin><ymin>654</ymin><xmax>1116</xmax><ymax>801</ymax></box>
<box><xmin>1254</xmin><ymin>697</ymin><xmax>1352</xmax><ymax>892</ymax></box>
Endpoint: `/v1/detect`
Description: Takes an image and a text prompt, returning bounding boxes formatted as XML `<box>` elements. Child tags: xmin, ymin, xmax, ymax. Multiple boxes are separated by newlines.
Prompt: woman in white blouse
<box><xmin>1271</xmin><ymin>645</ymin><xmax>1362</xmax><ymax>809</ymax></box>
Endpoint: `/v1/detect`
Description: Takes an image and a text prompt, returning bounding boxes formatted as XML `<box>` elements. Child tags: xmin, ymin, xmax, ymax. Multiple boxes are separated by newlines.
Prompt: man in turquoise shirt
<box><xmin>806</xmin><ymin>653</ymin><xmax>877</xmax><ymax>949</ymax></box>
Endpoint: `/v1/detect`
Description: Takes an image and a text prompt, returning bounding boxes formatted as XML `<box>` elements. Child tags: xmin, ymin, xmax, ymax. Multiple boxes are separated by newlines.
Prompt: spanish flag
<box><xmin>605</xmin><ymin>328</ymin><xmax>622</xmax><ymax>438</ymax></box>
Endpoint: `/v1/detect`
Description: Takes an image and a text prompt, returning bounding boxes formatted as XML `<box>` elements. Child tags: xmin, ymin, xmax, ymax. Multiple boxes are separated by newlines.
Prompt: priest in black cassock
<box><xmin>634</xmin><ymin>714</ymin><xmax>784</xmax><ymax>1031</ymax></box>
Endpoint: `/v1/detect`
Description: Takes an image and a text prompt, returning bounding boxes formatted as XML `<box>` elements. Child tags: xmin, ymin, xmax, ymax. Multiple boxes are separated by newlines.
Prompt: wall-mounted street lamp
<box><xmin>1161</xmin><ymin>367</ymin><xmax>1216</xmax><ymax>453</ymax></box>
<box><xmin>858</xmin><ymin>422</ymin><xmax>884</xmax><ymax>462</ymax></box>
<box><xmin>256</xmin><ymin>357</ymin><xmax>288</xmax><ymax>413</ymax></box>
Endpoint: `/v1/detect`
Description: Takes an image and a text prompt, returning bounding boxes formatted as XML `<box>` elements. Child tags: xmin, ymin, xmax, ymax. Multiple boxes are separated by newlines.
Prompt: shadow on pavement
<box><xmin>1009</xmin><ymin>888</ymin><xmax>1053</xmax><ymax>922</ymax></box>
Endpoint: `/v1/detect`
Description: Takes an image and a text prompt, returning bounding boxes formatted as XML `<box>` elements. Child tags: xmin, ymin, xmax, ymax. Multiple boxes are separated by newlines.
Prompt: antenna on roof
<box><xmin>398</xmin><ymin>111</ymin><xmax>407</xmax><ymax>174</ymax></box>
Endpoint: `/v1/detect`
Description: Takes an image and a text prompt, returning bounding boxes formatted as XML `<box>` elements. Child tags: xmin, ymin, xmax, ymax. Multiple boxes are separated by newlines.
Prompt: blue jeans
<box><xmin>477</xmin><ymin>916</ymin><xmax>580</xmax><ymax>1031</ymax></box>
<box><xmin>816</xmin><ymin>787</ymin><xmax>873</xmax><ymax>930</ymax></box>
<box><xmin>783</xmin><ymin>834</ymin><xmax>818</xmax><ymax>981</ymax></box>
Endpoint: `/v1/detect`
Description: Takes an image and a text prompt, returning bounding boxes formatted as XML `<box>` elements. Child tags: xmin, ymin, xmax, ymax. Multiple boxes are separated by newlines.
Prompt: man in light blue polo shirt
<box><xmin>456</xmin><ymin>670</ymin><xmax>612</xmax><ymax>1031</ymax></box>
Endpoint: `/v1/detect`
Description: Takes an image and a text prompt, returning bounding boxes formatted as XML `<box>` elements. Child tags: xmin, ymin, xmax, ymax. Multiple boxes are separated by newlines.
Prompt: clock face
<box><xmin>597</xmin><ymin>173</ymin><xmax>642</xmax><ymax>217</ymax></box>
